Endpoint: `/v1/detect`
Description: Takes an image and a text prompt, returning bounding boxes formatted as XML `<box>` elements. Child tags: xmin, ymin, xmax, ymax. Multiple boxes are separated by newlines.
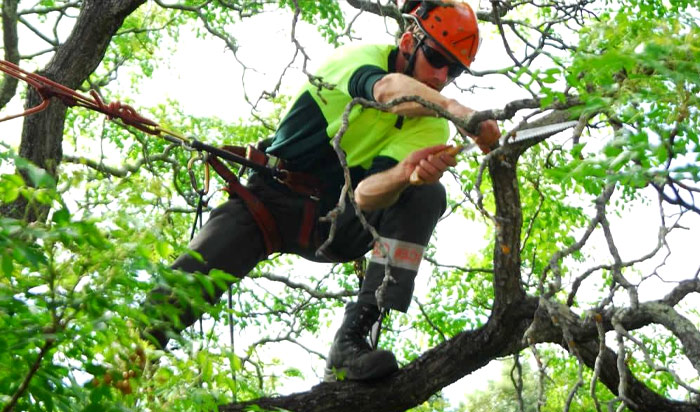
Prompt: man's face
<box><xmin>411</xmin><ymin>37</ymin><xmax>465</xmax><ymax>91</ymax></box>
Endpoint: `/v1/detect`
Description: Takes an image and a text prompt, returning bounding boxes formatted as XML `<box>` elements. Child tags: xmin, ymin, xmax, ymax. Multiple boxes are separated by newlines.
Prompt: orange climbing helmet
<box><xmin>400</xmin><ymin>0</ymin><xmax>481</xmax><ymax>68</ymax></box>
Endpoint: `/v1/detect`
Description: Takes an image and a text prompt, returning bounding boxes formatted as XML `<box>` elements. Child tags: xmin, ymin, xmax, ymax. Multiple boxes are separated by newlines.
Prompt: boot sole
<box><xmin>323</xmin><ymin>352</ymin><xmax>398</xmax><ymax>382</ymax></box>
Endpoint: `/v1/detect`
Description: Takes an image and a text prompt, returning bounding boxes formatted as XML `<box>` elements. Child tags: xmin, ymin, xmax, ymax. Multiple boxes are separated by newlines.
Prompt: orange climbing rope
<box><xmin>0</xmin><ymin>59</ymin><xmax>291</xmax><ymax>180</ymax></box>
<box><xmin>0</xmin><ymin>59</ymin><xmax>311</xmax><ymax>255</ymax></box>
<box><xmin>0</xmin><ymin>59</ymin><xmax>189</xmax><ymax>142</ymax></box>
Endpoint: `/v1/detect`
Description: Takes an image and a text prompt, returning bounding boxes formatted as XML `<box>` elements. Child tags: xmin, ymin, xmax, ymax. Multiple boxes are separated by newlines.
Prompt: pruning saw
<box><xmin>409</xmin><ymin>120</ymin><xmax>579</xmax><ymax>185</ymax></box>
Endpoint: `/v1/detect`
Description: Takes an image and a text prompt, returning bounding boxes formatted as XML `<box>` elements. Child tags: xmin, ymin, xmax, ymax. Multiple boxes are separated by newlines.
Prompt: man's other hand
<box><xmin>472</xmin><ymin>120</ymin><xmax>501</xmax><ymax>153</ymax></box>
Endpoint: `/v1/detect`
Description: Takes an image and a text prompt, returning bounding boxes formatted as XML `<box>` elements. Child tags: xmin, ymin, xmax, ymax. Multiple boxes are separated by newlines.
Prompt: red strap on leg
<box><xmin>205</xmin><ymin>145</ymin><xmax>322</xmax><ymax>255</ymax></box>
<box><xmin>207</xmin><ymin>156</ymin><xmax>281</xmax><ymax>256</ymax></box>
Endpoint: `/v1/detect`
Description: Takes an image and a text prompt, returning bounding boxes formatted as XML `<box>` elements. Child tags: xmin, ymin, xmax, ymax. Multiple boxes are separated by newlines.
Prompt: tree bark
<box><xmin>0</xmin><ymin>0</ymin><xmax>20</xmax><ymax>110</ymax></box>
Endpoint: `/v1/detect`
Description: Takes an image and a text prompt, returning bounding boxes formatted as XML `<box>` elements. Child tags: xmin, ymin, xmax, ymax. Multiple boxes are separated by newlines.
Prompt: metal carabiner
<box><xmin>187</xmin><ymin>152</ymin><xmax>210</xmax><ymax>196</ymax></box>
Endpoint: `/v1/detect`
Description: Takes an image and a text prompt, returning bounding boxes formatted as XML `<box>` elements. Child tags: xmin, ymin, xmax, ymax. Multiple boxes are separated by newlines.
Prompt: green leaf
<box><xmin>196</xmin><ymin>273</ymin><xmax>215</xmax><ymax>298</ymax></box>
<box><xmin>13</xmin><ymin>157</ymin><xmax>56</xmax><ymax>189</ymax></box>
<box><xmin>52</xmin><ymin>208</ymin><xmax>71</xmax><ymax>225</ymax></box>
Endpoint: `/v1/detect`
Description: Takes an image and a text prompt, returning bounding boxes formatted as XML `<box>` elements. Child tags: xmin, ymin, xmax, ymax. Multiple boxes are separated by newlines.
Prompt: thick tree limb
<box><xmin>0</xmin><ymin>0</ymin><xmax>20</xmax><ymax>110</ymax></box>
<box><xmin>220</xmin><ymin>299</ymin><xmax>539</xmax><ymax>412</ymax></box>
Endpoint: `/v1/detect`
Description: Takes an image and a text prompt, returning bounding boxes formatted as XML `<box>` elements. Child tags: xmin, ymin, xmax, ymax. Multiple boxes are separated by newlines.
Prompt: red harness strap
<box><xmin>219</xmin><ymin>145</ymin><xmax>323</xmax><ymax>199</ymax></box>
<box><xmin>206</xmin><ymin>145</ymin><xmax>324</xmax><ymax>256</ymax></box>
<box><xmin>207</xmin><ymin>154</ymin><xmax>281</xmax><ymax>256</ymax></box>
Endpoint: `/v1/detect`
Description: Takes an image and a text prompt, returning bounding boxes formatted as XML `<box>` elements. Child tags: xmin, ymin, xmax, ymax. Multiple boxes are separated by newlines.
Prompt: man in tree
<box><xmin>145</xmin><ymin>0</ymin><xmax>500</xmax><ymax>381</ymax></box>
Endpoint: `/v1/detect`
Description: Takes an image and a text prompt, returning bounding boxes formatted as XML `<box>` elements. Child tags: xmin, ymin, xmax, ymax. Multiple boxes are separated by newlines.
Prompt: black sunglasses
<box><xmin>419</xmin><ymin>43</ymin><xmax>465</xmax><ymax>78</ymax></box>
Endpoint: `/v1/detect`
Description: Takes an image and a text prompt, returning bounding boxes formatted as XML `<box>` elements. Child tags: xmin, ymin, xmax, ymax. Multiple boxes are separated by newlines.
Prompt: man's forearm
<box><xmin>373</xmin><ymin>73</ymin><xmax>462</xmax><ymax>117</ymax></box>
<box><xmin>354</xmin><ymin>165</ymin><xmax>409</xmax><ymax>211</ymax></box>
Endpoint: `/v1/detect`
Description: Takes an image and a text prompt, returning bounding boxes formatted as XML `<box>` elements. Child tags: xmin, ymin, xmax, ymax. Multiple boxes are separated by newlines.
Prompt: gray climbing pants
<box><xmin>145</xmin><ymin>172</ymin><xmax>446</xmax><ymax>347</ymax></box>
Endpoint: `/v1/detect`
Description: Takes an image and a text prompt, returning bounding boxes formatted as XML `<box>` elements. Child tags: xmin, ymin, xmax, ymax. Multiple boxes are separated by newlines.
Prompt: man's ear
<box><xmin>398</xmin><ymin>32</ymin><xmax>414</xmax><ymax>57</ymax></box>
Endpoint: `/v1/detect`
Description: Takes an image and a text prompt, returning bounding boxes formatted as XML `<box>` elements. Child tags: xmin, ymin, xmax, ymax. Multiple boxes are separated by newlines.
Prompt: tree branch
<box><xmin>62</xmin><ymin>145</ymin><xmax>178</xmax><ymax>178</ymax></box>
<box><xmin>0</xmin><ymin>0</ymin><xmax>20</xmax><ymax>111</ymax></box>
<box><xmin>251</xmin><ymin>271</ymin><xmax>356</xmax><ymax>300</ymax></box>
<box><xmin>1</xmin><ymin>339</ymin><xmax>54</xmax><ymax>412</ymax></box>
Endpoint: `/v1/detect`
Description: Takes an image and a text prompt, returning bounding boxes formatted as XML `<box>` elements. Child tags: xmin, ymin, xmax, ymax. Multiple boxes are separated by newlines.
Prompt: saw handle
<box><xmin>409</xmin><ymin>145</ymin><xmax>464</xmax><ymax>185</ymax></box>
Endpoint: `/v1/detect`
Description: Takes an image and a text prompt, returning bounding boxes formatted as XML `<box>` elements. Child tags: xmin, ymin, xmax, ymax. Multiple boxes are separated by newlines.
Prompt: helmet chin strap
<box><xmin>402</xmin><ymin>35</ymin><xmax>425</xmax><ymax>76</ymax></box>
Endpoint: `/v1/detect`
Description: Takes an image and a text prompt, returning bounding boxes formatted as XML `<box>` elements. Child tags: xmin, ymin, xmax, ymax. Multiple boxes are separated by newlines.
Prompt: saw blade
<box><xmin>507</xmin><ymin>120</ymin><xmax>579</xmax><ymax>144</ymax></box>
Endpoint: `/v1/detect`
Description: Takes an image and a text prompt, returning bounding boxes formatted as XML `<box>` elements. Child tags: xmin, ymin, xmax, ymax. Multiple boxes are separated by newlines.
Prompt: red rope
<box><xmin>0</xmin><ymin>59</ymin><xmax>162</xmax><ymax>136</ymax></box>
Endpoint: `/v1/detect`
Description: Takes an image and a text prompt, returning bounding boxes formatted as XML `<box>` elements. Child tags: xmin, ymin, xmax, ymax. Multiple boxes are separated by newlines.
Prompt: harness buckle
<box><xmin>274</xmin><ymin>170</ymin><xmax>321</xmax><ymax>201</ymax></box>
<box><xmin>267</xmin><ymin>154</ymin><xmax>283</xmax><ymax>169</ymax></box>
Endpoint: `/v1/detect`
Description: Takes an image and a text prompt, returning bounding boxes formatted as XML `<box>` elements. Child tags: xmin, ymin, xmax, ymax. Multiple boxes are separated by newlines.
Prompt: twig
<box><xmin>2</xmin><ymin>339</ymin><xmax>54</xmax><ymax>412</ymax></box>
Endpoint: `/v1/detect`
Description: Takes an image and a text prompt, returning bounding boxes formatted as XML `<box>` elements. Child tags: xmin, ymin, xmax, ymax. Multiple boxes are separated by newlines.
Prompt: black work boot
<box><xmin>324</xmin><ymin>302</ymin><xmax>398</xmax><ymax>381</ymax></box>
